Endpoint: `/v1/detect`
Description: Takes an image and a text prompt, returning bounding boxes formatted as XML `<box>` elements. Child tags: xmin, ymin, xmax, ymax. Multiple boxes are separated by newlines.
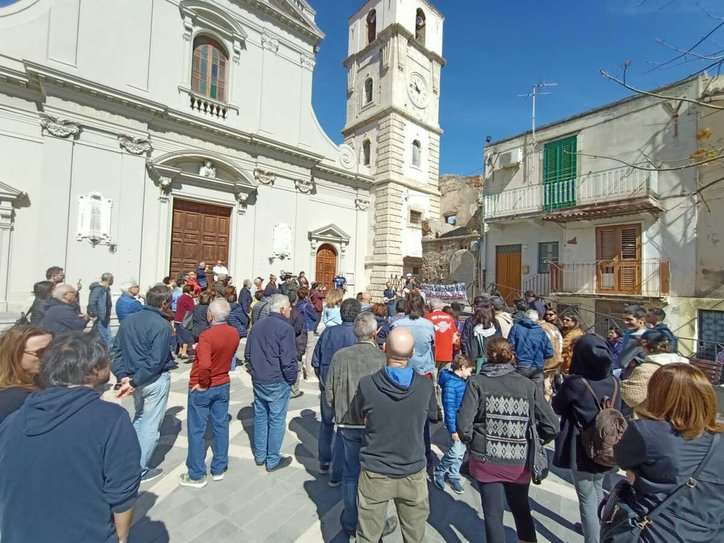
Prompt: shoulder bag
<box><xmin>600</xmin><ymin>432</ymin><xmax>720</xmax><ymax>543</ymax></box>
<box><xmin>526</xmin><ymin>386</ymin><xmax>549</xmax><ymax>485</ymax></box>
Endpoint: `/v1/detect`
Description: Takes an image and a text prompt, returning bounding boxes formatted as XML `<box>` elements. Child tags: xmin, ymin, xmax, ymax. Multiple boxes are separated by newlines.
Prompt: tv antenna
<box><xmin>518</xmin><ymin>81</ymin><xmax>558</xmax><ymax>142</ymax></box>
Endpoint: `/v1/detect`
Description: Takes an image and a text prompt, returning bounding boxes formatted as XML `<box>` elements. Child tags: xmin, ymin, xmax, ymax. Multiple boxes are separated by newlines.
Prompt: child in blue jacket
<box><xmin>434</xmin><ymin>354</ymin><xmax>474</xmax><ymax>494</ymax></box>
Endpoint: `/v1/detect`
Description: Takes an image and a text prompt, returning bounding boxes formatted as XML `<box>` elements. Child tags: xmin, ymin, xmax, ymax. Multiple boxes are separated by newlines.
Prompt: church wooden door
<box><xmin>315</xmin><ymin>244</ymin><xmax>337</xmax><ymax>290</ymax></box>
<box><xmin>170</xmin><ymin>199</ymin><xmax>230</xmax><ymax>279</ymax></box>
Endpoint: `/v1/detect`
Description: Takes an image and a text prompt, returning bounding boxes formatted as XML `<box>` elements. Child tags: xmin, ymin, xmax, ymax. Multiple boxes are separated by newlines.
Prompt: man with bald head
<box><xmin>350</xmin><ymin>327</ymin><xmax>440</xmax><ymax>543</ymax></box>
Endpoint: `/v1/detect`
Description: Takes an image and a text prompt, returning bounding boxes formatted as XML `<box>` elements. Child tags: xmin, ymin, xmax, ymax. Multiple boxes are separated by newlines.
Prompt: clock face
<box><xmin>407</xmin><ymin>72</ymin><xmax>429</xmax><ymax>109</ymax></box>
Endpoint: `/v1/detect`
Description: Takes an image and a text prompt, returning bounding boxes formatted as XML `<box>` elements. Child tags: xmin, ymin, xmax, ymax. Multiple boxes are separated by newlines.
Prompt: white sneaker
<box><xmin>211</xmin><ymin>473</ymin><xmax>225</xmax><ymax>481</ymax></box>
<box><xmin>179</xmin><ymin>473</ymin><xmax>208</xmax><ymax>488</ymax></box>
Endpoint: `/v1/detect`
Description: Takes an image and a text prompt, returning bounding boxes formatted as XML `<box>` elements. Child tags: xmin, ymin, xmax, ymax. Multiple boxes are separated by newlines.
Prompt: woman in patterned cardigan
<box><xmin>457</xmin><ymin>338</ymin><xmax>558</xmax><ymax>543</ymax></box>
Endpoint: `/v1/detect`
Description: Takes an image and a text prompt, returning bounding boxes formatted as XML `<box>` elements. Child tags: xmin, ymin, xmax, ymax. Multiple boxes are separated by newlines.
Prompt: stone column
<box><xmin>0</xmin><ymin>199</ymin><xmax>14</xmax><ymax>311</ymax></box>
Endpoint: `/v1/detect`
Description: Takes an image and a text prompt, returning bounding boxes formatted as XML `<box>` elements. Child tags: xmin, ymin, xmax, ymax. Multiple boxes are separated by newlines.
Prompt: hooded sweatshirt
<box><xmin>349</xmin><ymin>368</ymin><xmax>439</xmax><ymax>477</ymax></box>
<box><xmin>0</xmin><ymin>387</ymin><xmax>141</xmax><ymax>543</ymax></box>
<box><xmin>552</xmin><ymin>334</ymin><xmax>622</xmax><ymax>473</ymax></box>
<box><xmin>621</xmin><ymin>352</ymin><xmax>689</xmax><ymax>412</ymax></box>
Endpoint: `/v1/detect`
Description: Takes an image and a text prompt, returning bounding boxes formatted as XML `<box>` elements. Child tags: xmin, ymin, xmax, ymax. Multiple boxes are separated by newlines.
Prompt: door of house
<box><xmin>596</xmin><ymin>224</ymin><xmax>641</xmax><ymax>295</ymax></box>
<box><xmin>170</xmin><ymin>199</ymin><xmax>231</xmax><ymax>279</ymax></box>
<box><xmin>315</xmin><ymin>244</ymin><xmax>337</xmax><ymax>290</ymax></box>
<box><xmin>543</xmin><ymin>135</ymin><xmax>577</xmax><ymax>211</ymax></box>
<box><xmin>496</xmin><ymin>245</ymin><xmax>522</xmax><ymax>306</ymax></box>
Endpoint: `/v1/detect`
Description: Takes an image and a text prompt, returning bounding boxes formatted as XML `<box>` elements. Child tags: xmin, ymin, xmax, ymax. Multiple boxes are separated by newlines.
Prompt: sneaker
<box><xmin>291</xmin><ymin>390</ymin><xmax>305</xmax><ymax>399</ymax></box>
<box><xmin>319</xmin><ymin>464</ymin><xmax>330</xmax><ymax>474</ymax></box>
<box><xmin>432</xmin><ymin>471</ymin><xmax>445</xmax><ymax>492</ymax></box>
<box><xmin>140</xmin><ymin>468</ymin><xmax>164</xmax><ymax>484</ymax></box>
<box><xmin>449</xmin><ymin>479</ymin><xmax>464</xmax><ymax>495</ymax></box>
<box><xmin>382</xmin><ymin>516</ymin><xmax>398</xmax><ymax>536</ymax></box>
<box><xmin>211</xmin><ymin>472</ymin><xmax>225</xmax><ymax>481</ymax></box>
<box><xmin>328</xmin><ymin>479</ymin><xmax>342</xmax><ymax>488</ymax></box>
<box><xmin>266</xmin><ymin>456</ymin><xmax>293</xmax><ymax>473</ymax></box>
<box><xmin>179</xmin><ymin>473</ymin><xmax>208</xmax><ymax>488</ymax></box>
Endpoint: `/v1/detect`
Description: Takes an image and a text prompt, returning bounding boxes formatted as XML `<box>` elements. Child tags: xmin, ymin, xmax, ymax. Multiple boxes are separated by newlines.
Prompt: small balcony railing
<box><xmin>484</xmin><ymin>167</ymin><xmax>659</xmax><ymax>220</ymax></box>
<box><xmin>523</xmin><ymin>259</ymin><xmax>670</xmax><ymax>298</ymax></box>
<box><xmin>178</xmin><ymin>86</ymin><xmax>238</xmax><ymax>120</ymax></box>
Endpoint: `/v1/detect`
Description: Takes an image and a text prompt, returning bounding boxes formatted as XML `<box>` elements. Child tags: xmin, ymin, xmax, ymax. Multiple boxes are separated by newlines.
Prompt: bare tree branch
<box><xmin>565</xmin><ymin>150</ymin><xmax>724</xmax><ymax>171</ymax></box>
<box><xmin>656</xmin><ymin>38</ymin><xmax>724</xmax><ymax>61</ymax></box>
<box><xmin>646</xmin><ymin>20</ymin><xmax>724</xmax><ymax>73</ymax></box>
<box><xmin>600</xmin><ymin>69</ymin><xmax>724</xmax><ymax>110</ymax></box>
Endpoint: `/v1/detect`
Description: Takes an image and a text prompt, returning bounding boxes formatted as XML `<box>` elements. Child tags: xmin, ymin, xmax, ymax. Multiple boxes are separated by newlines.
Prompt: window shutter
<box><xmin>619</xmin><ymin>225</ymin><xmax>640</xmax><ymax>260</ymax></box>
<box><xmin>192</xmin><ymin>46</ymin><xmax>202</xmax><ymax>93</ymax></box>
<box><xmin>596</xmin><ymin>228</ymin><xmax>618</xmax><ymax>260</ymax></box>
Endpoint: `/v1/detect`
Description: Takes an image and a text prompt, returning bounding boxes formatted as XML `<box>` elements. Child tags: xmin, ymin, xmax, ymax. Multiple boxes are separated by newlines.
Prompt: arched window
<box><xmin>362</xmin><ymin>139</ymin><xmax>371</xmax><ymax>166</ymax></box>
<box><xmin>412</xmin><ymin>140</ymin><xmax>422</xmax><ymax>167</ymax></box>
<box><xmin>192</xmin><ymin>36</ymin><xmax>228</xmax><ymax>102</ymax></box>
<box><xmin>367</xmin><ymin>10</ymin><xmax>377</xmax><ymax>44</ymax></box>
<box><xmin>415</xmin><ymin>9</ymin><xmax>426</xmax><ymax>44</ymax></box>
<box><xmin>364</xmin><ymin>77</ymin><xmax>374</xmax><ymax>104</ymax></box>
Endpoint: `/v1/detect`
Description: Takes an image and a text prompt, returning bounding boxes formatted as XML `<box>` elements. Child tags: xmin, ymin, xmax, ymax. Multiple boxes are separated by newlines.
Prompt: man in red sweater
<box><xmin>426</xmin><ymin>298</ymin><xmax>458</xmax><ymax>371</ymax></box>
<box><xmin>179</xmin><ymin>298</ymin><xmax>240</xmax><ymax>488</ymax></box>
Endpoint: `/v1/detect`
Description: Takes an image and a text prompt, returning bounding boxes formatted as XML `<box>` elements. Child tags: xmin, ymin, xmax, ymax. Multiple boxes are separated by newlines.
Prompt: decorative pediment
<box><xmin>146</xmin><ymin>150</ymin><xmax>257</xmax><ymax>211</ymax></box>
<box><xmin>0</xmin><ymin>181</ymin><xmax>26</xmax><ymax>229</ymax></box>
<box><xmin>180</xmin><ymin>0</ymin><xmax>248</xmax><ymax>61</ymax></box>
<box><xmin>266</xmin><ymin>0</ymin><xmax>323</xmax><ymax>40</ymax></box>
<box><xmin>308</xmin><ymin>223</ymin><xmax>351</xmax><ymax>255</ymax></box>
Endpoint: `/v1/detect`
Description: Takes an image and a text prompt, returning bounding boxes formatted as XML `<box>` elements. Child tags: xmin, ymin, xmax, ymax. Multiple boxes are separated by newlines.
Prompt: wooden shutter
<box><xmin>543</xmin><ymin>135</ymin><xmax>577</xmax><ymax>210</ymax></box>
<box><xmin>596</xmin><ymin>224</ymin><xmax>641</xmax><ymax>294</ymax></box>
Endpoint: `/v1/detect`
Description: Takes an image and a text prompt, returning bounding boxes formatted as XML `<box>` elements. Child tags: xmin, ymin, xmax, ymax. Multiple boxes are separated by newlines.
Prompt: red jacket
<box><xmin>174</xmin><ymin>294</ymin><xmax>195</xmax><ymax>323</ymax></box>
<box><xmin>189</xmin><ymin>323</ymin><xmax>240</xmax><ymax>389</ymax></box>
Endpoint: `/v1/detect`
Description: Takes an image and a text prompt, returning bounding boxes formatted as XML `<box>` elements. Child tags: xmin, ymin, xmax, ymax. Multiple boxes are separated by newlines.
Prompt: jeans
<box><xmin>253</xmin><ymin>381</ymin><xmax>291</xmax><ymax>469</ymax></box>
<box><xmin>572</xmin><ymin>470</ymin><xmax>606</xmax><ymax>543</ymax></box>
<box><xmin>434</xmin><ymin>438</ymin><xmax>465</xmax><ymax>482</ymax></box>
<box><xmin>517</xmin><ymin>366</ymin><xmax>545</xmax><ymax>396</ymax></box>
<box><xmin>186</xmin><ymin>383</ymin><xmax>230</xmax><ymax>480</ymax></box>
<box><xmin>339</xmin><ymin>428</ymin><xmax>364</xmax><ymax>535</ymax></box>
<box><xmin>477</xmin><ymin>480</ymin><xmax>536</xmax><ymax>543</ymax></box>
<box><xmin>318</xmin><ymin>390</ymin><xmax>343</xmax><ymax>481</ymax></box>
<box><xmin>133</xmin><ymin>372</ymin><xmax>171</xmax><ymax>471</ymax></box>
<box><xmin>94</xmin><ymin>321</ymin><xmax>113</xmax><ymax>348</ymax></box>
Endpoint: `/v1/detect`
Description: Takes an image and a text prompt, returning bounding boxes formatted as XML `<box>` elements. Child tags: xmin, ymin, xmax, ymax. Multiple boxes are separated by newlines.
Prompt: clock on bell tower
<box><xmin>343</xmin><ymin>0</ymin><xmax>445</xmax><ymax>295</ymax></box>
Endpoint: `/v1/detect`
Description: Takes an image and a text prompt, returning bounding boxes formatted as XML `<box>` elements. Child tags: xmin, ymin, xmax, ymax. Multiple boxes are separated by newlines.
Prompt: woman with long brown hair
<box><xmin>0</xmin><ymin>325</ymin><xmax>53</xmax><ymax>422</ymax></box>
<box><xmin>610</xmin><ymin>364</ymin><xmax>724</xmax><ymax>542</ymax></box>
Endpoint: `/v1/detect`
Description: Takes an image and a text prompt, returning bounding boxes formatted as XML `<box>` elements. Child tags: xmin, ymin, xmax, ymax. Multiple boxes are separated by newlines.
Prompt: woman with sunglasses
<box><xmin>0</xmin><ymin>325</ymin><xmax>53</xmax><ymax>423</ymax></box>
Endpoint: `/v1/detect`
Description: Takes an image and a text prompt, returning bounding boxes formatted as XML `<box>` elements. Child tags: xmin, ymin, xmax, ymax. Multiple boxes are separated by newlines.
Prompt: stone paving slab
<box><xmin>121</xmin><ymin>366</ymin><xmax>584</xmax><ymax>543</ymax></box>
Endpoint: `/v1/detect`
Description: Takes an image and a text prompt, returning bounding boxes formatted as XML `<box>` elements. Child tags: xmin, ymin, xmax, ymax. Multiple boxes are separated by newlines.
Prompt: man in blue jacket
<box><xmin>312</xmin><ymin>298</ymin><xmax>361</xmax><ymax>483</ymax></box>
<box><xmin>39</xmin><ymin>284</ymin><xmax>89</xmax><ymax>334</ymax></box>
<box><xmin>112</xmin><ymin>284</ymin><xmax>175</xmax><ymax>483</ymax></box>
<box><xmin>244</xmin><ymin>294</ymin><xmax>298</xmax><ymax>472</ymax></box>
<box><xmin>88</xmin><ymin>272</ymin><xmax>114</xmax><ymax>348</ymax></box>
<box><xmin>0</xmin><ymin>332</ymin><xmax>141</xmax><ymax>543</ymax></box>
<box><xmin>508</xmin><ymin>309</ymin><xmax>553</xmax><ymax>392</ymax></box>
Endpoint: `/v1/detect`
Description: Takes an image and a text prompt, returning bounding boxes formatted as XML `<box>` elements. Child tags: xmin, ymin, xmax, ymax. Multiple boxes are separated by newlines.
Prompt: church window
<box><xmin>412</xmin><ymin>140</ymin><xmax>422</xmax><ymax>167</ymax></box>
<box><xmin>362</xmin><ymin>139</ymin><xmax>372</xmax><ymax>166</ymax></box>
<box><xmin>364</xmin><ymin>77</ymin><xmax>374</xmax><ymax>104</ymax></box>
<box><xmin>367</xmin><ymin>10</ymin><xmax>377</xmax><ymax>44</ymax></box>
<box><xmin>415</xmin><ymin>9</ymin><xmax>426</xmax><ymax>44</ymax></box>
<box><xmin>192</xmin><ymin>36</ymin><xmax>228</xmax><ymax>102</ymax></box>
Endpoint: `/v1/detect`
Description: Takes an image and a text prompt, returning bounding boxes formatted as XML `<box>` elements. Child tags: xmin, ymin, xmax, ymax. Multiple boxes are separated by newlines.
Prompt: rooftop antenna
<box><xmin>518</xmin><ymin>81</ymin><xmax>558</xmax><ymax>142</ymax></box>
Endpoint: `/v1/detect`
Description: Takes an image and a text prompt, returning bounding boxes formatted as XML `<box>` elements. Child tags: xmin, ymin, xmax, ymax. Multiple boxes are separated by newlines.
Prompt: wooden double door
<box><xmin>170</xmin><ymin>199</ymin><xmax>230</xmax><ymax>279</ymax></box>
<box><xmin>315</xmin><ymin>244</ymin><xmax>337</xmax><ymax>290</ymax></box>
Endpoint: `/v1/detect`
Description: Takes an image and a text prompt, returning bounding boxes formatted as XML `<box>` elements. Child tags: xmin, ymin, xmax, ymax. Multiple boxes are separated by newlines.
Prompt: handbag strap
<box><xmin>580</xmin><ymin>378</ymin><xmax>601</xmax><ymax>411</ymax></box>
<box><xmin>636</xmin><ymin>432</ymin><xmax>720</xmax><ymax>529</ymax></box>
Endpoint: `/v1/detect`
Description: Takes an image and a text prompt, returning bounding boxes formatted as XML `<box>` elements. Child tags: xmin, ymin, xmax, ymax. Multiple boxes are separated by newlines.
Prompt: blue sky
<box><xmin>311</xmin><ymin>0</ymin><xmax>723</xmax><ymax>174</ymax></box>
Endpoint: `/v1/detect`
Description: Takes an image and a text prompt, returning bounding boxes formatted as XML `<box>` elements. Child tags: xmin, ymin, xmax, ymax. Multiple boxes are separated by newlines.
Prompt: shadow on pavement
<box><xmin>129</xmin><ymin>492</ymin><xmax>170</xmax><ymax>543</ymax></box>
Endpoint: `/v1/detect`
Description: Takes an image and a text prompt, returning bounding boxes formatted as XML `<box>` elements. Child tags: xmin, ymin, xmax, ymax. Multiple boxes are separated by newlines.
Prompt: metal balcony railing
<box><xmin>484</xmin><ymin>167</ymin><xmax>659</xmax><ymax>220</ymax></box>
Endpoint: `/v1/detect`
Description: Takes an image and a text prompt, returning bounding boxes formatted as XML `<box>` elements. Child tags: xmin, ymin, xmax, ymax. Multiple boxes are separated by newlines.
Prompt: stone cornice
<box><xmin>241</xmin><ymin>0</ymin><xmax>324</xmax><ymax>43</ymax></box>
<box><xmin>18</xmin><ymin>60</ymin><xmax>367</xmax><ymax>181</ymax></box>
<box><xmin>343</xmin><ymin>23</ymin><xmax>446</xmax><ymax>68</ymax></box>
<box><xmin>342</xmin><ymin>105</ymin><xmax>443</xmax><ymax>137</ymax></box>
<box><xmin>374</xmin><ymin>178</ymin><xmax>441</xmax><ymax>198</ymax></box>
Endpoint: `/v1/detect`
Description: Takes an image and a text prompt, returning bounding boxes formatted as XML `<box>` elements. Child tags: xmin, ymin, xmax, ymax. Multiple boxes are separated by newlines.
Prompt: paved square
<box><xmin>118</xmin><ymin>366</ymin><xmax>585</xmax><ymax>543</ymax></box>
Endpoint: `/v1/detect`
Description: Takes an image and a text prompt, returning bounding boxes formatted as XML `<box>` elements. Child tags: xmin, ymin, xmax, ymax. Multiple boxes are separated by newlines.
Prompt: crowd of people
<box><xmin>0</xmin><ymin>267</ymin><xmax>723</xmax><ymax>543</ymax></box>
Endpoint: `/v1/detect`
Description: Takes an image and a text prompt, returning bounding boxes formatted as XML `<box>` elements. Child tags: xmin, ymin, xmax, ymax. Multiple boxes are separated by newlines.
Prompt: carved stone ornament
<box><xmin>300</xmin><ymin>53</ymin><xmax>315</xmax><ymax>70</ymax></box>
<box><xmin>40</xmin><ymin>115</ymin><xmax>81</xmax><ymax>139</ymax></box>
<box><xmin>199</xmin><ymin>161</ymin><xmax>216</xmax><ymax>178</ymax></box>
<box><xmin>355</xmin><ymin>197</ymin><xmax>370</xmax><ymax>211</ymax></box>
<box><xmin>295</xmin><ymin>178</ymin><xmax>315</xmax><ymax>194</ymax></box>
<box><xmin>339</xmin><ymin>144</ymin><xmax>357</xmax><ymax>170</ymax></box>
<box><xmin>235</xmin><ymin>191</ymin><xmax>251</xmax><ymax>214</ymax></box>
<box><xmin>261</xmin><ymin>33</ymin><xmax>279</xmax><ymax>53</ymax></box>
<box><xmin>118</xmin><ymin>135</ymin><xmax>152</xmax><ymax>156</ymax></box>
<box><xmin>158</xmin><ymin>176</ymin><xmax>174</xmax><ymax>201</ymax></box>
<box><xmin>254</xmin><ymin>169</ymin><xmax>276</xmax><ymax>186</ymax></box>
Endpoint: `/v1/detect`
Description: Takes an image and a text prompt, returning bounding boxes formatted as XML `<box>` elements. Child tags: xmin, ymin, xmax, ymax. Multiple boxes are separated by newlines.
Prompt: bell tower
<box><xmin>343</xmin><ymin>0</ymin><xmax>445</xmax><ymax>294</ymax></box>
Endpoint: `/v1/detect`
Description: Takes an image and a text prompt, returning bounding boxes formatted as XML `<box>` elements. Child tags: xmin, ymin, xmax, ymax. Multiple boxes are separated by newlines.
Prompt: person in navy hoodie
<box><xmin>433</xmin><ymin>354</ymin><xmax>475</xmax><ymax>494</ymax></box>
<box><xmin>0</xmin><ymin>332</ymin><xmax>141</xmax><ymax>543</ymax></box>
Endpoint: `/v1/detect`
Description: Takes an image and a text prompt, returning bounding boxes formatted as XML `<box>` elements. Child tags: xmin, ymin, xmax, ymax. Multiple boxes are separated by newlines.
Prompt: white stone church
<box><xmin>0</xmin><ymin>0</ymin><xmax>444</xmax><ymax>313</ymax></box>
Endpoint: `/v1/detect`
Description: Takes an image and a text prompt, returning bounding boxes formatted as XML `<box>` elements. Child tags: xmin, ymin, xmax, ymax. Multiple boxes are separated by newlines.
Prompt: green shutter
<box><xmin>543</xmin><ymin>135</ymin><xmax>577</xmax><ymax>211</ymax></box>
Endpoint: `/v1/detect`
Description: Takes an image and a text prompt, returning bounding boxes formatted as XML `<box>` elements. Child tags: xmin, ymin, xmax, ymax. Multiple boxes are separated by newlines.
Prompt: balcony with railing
<box><xmin>178</xmin><ymin>86</ymin><xmax>239</xmax><ymax>120</ymax></box>
<box><xmin>523</xmin><ymin>259</ymin><xmax>670</xmax><ymax>298</ymax></box>
<box><xmin>484</xmin><ymin>167</ymin><xmax>662</xmax><ymax>222</ymax></box>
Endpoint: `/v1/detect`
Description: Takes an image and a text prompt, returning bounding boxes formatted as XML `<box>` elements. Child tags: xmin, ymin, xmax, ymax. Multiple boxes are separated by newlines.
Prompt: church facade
<box><xmin>0</xmin><ymin>0</ymin><xmax>443</xmax><ymax>312</ymax></box>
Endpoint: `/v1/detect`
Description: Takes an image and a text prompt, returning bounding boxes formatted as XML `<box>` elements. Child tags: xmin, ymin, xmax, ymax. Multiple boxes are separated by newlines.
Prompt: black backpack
<box><xmin>580</xmin><ymin>378</ymin><xmax>628</xmax><ymax>468</ymax></box>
